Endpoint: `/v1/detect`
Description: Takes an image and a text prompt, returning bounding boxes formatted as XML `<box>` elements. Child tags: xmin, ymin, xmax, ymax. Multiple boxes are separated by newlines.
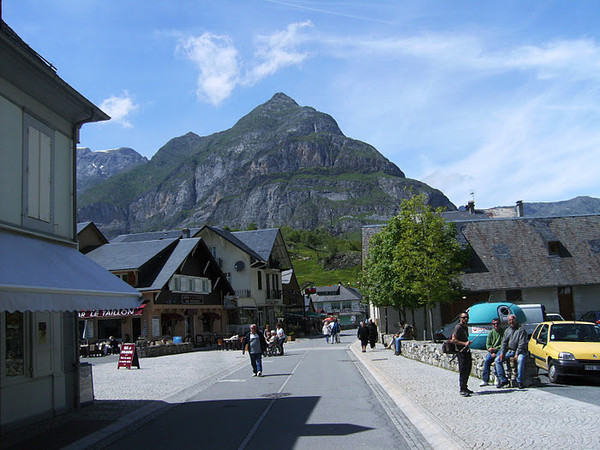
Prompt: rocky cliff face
<box><xmin>78</xmin><ymin>93</ymin><xmax>455</xmax><ymax>237</ymax></box>
<box><xmin>76</xmin><ymin>147</ymin><xmax>148</xmax><ymax>193</ymax></box>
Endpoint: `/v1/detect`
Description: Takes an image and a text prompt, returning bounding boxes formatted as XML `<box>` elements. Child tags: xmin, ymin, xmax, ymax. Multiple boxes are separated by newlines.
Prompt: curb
<box><xmin>350</xmin><ymin>341</ymin><xmax>461</xmax><ymax>450</ymax></box>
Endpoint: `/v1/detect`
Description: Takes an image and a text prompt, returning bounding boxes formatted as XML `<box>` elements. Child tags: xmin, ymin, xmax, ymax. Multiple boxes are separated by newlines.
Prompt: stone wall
<box><xmin>382</xmin><ymin>335</ymin><xmax>540</xmax><ymax>387</ymax></box>
<box><xmin>136</xmin><ymin>342</ymin><xmax>195</xmax><ymax>358</ymax></box>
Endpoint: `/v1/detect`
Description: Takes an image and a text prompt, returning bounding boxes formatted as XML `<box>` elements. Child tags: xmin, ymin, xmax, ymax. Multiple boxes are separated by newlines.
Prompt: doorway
<box><xmin>558</xmin><ymin>286</ymin><xmax>574</xmax><ymax>320</ymax></box>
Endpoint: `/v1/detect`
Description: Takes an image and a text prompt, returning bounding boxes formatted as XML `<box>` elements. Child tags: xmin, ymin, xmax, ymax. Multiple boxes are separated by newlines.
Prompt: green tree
<box><xmin>362</xmin><ymin>194</ymin><xmax>465</xmax><ymax>339</ymax></box>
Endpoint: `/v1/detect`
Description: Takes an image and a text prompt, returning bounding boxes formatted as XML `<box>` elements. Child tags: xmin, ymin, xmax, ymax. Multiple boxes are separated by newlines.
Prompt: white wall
<box><xmin>521</xmin><ymin>288</ymin><xmax>558</xmax><ymax>312</ymax></box>
<box><xmin>573</xmin><ymin>285</ymin><xmax>600</xmax><ymax>318</ymax></box>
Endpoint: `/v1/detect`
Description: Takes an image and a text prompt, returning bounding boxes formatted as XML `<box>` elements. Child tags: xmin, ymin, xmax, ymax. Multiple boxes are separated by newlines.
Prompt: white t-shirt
<box><xmin>276</xmin><ymin>327</ymin><xmax>285</xmax><ymax>339</ymax></box>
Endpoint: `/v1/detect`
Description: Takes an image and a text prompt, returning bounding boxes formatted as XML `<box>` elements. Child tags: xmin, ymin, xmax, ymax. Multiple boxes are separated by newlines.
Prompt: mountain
<box><xmin>77</xmin><ymin>93</ymin><xmax>455</xmax><ymax>237</ymax></box>
<box><xmin>76</xmin><ymin>147</ymin><xmax>148</xmax><ymax>193</ymax></box>
<box><xmin>486</xmin><ymin>196</ymin><xmax>600</xmax><ymax>218</ymax></box>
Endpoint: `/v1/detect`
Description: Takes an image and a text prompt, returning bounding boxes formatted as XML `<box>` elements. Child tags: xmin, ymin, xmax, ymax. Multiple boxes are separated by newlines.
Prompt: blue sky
<box><xmin>4</xmin><ymin>1</ymin><xmax>600</xmax><ymax>209</ymax></box>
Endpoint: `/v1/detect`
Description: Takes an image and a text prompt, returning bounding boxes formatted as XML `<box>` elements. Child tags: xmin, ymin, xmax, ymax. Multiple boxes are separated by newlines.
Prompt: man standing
<box><xmin>495</xmin><ymin>314</ymin><xmax>528</xmax><ymax>389</ymax></box>
<box><xmin>276</xmin><ymin>323</ymin><xmax>286</xmax><ymax>355</ymax></box>
<box><xmin>451</xmin><ymin>312</ymin><xmax>473</xmax><ymax>397</ymax></box>
<box><xmin>242</xmin><ymin>324</ymin><xmax>267</xmax><ymax>377</ymax></box>
<box><xmin>480</xmin><ymin>319</ymin><xmax>504</xmax><ymax>387</ymax></box>
<box><xmin>367</xmin><ymin>319</ymin><xmax>378</xmax><ymax>350</ymax></box>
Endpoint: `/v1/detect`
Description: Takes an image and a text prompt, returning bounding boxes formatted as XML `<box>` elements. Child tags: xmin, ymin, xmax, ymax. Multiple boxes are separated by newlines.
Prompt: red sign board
<box><xmin>79</xmin><ymin>304</ymin><xmax>146</xmax><ymax>319</ymax></box>
<box><xmin>117</xmin><ymin>344</ymin><xmax>140</xmax><ymax>369</ymax></box>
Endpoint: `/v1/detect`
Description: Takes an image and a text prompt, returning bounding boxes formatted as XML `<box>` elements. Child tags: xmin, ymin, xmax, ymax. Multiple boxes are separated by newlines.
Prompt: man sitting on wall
<box><xmin>495</xmin><ymin>314</ymin><xmax>528</xmax><ymax>389</ymax></box>
<box><xmin>479</xmin><ymin>319</ymin><xmax>504</xmax><ymax>386</ymax></box>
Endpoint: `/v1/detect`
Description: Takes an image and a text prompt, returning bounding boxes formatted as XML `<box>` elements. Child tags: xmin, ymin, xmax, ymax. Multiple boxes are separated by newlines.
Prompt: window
<box><xmin>538</xmin><ymin>324</ymin><xmax>549</xmax><ymax>344</ymax></box>
<box><xmin>5</xmin><ymin>312</ymin><xmax>25</xmax><ymax>377</ymax></box>
<box><xmin>116</xmin><ymin>273</ymin><xmax>129</xmax><ymax>283</ymax></box>
<box><xmin>23</xmin><ymin>115</ymin><xmax>54</xmax><ymax>233</ymax></box>
<box><xmin>548</xmin><ymin>241</ymin><xmax>560</xmax><ymax>256</ymax></box>
<box><xmin>257</xmin><ymin>271</ymin><xmax>262</xmax><ymax>290</ymax></box>
<box><xmin>169</xmin><ymin>275</ymin><xmax>211</xmax><ymax>294</ymax></box>
<box><xmin>506</xmin><ymin>290</ymin><xmax>522</xmax><ymax>302</ymax></box>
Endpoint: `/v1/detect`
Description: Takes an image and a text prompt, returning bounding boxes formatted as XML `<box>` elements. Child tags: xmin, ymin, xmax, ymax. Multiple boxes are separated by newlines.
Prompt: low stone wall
<box><xmin>382</xmin><ymin>335</ymin><xmax>539</xmax><ymax>387</ymax></box>
<box><xmin>136</xmin><ymin>342</ymin><xmax>195</xmax><ymax>358</ymax></box>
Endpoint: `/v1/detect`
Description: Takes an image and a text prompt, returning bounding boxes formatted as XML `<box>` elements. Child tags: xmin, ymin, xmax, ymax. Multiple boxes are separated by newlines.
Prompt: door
<box><xmin>529</xmin><ymin>323</ymin><xmax>550</xmax><ymax>370</ymax></box>
<box><xmin>558</xmin><ymin>287</ymin><xmax>574</xmax><ymax>320</ymax></box>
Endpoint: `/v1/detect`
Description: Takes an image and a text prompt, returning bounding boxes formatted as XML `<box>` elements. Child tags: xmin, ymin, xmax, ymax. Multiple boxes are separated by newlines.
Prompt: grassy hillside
<box><xmin>281</xmin><ymin>227</ymin><xmax>362</xmax><ymax>288</ymax></box>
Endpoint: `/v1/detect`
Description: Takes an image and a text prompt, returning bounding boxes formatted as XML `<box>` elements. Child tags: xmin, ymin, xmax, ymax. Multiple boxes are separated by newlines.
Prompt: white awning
<box><xmin>0</xmin><ymin>231</ymin><xmax>142</xmax><ymax>312</ymax></box>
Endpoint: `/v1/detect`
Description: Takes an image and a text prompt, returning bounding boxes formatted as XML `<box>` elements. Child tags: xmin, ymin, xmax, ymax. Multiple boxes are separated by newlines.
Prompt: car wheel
<box><xmin>548</xmin><ymin>361</ymin><xmax>560</xmax><ymax>383</ymax></box>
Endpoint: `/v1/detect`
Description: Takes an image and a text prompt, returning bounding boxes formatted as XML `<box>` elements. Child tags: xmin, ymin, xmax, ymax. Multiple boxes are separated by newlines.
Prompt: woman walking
<box><xmin>322</xmin><ymin>320</ymin><xmax>331</xmax><ymax>343</ymax></box>
<box><xmin>357</xmin><ymin>321</ymin><xmax>369</xmax><ymax>352</ymax></box>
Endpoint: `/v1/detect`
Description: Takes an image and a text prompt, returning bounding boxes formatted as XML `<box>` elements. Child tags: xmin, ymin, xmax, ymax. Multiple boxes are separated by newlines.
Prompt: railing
<box><xmin>267</xmin><ymin>289</ymin><xmax>281</xmax><ymax>300</ymax></box>
<box><xmin>235</xmin><ymin>289</ymin><xmax>252</xmax><ymax>298</ymax></box>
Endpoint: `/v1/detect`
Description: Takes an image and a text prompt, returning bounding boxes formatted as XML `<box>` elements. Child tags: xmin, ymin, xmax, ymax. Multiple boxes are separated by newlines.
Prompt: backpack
<box><xmin>442</xmin><ymin>339</ymin><xmax>458</xmax><ymax>354</ymax></box>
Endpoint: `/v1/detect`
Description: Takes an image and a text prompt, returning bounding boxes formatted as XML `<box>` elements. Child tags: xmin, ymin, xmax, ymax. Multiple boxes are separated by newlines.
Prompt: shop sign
<box><xmin>78</xmin><ymin>306</ymin><xmax>145</xmax><ymax>319</ymax></box>
<box><xmin>182</xmin><ymin>294</ymin><xmax>204</xmax><ymax>304</ymax></box>
<box><xmin>117</xmin><ymin>344</ymin><xmax>140</xmax><ymax>369</ymax></box>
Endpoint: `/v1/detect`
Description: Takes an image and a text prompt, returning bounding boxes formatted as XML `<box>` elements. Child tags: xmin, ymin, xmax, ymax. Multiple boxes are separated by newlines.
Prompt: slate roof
<box><xmin>86</xmin><ymin>239</ymin><xmax>178</xmax><ymax>271</ymax></box>
<box><xmin>201</xmin><ymin>226</ymin><xmax>265</xmax><ymax>262</ymax></box>
<box><xmin>111</xmin><ymin>228</ymin><xmax>201</xmax><ymax>243</ymax></box>
<box><xmin>459</xmin><ymin>215</ymin><xmax>600</xmax><ymax>291</ymax></box>
<box><xmin>141</xmin><ymin>238</ymin><xmax>201</xmax><ymax>292</ymax></box>
<box><xmin>312</xmin><ymin>285</ymin><xmax>363</xmax><ymax>302</ymax></box>
<box><xmin>233</xmin><ymin>229</ymin><xmax>279</xmax><ymax>261</ymax></box>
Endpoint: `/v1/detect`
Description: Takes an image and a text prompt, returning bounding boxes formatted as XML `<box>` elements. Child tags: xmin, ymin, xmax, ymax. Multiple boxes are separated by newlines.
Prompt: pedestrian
<box><xmin>367</xmin><ymin>318</ymin><xmax>378</xmax><ymax>350</ymax></box>
<box><xmin>334</xmin><ymin>318</ymin><xmax>341</xmax><ymax>343</ymax></box>
<box><xmin>322</xmin><ymin>320</ymin><xmax>331</xmax><ymax>343</ymax></box>
<box><xmin>242</xmin><ymin>324</ymin><xmax>267</xmax><ymax>377</ymax></box>
<box><xmin>480</xmin><ymin>318</ymin><xmax>504</xmax><ymax>387</ymax></box>
<box><xmin>495</xmin><ymin>314</ymin><xmax>528</xmax><ymax>389</ymax></box>
<box><xmin>451</xmin><ymin>312</ymin><xmax>473</xmax><ymax>397</ymax></box>
<box><xmin>357</xmin><ymin>321</ymin><xmax>369</xmax><ymax>352</ymax></box>
<box><xmin>276</xmin><ymin>322</ymin><xmax>286</xmax><ymax>355</ymax></box>
<box><xmin>263</xmin><ymin>324</ymin><xmax>271</xmax><ymax>341</ymax></box>
<box><xmin>330</xmin><ymin>318</ymin><xmax>339</xmax><ymax>344</ymax></box>
<box><xmin>387</xmin><ymin>321</ymin><xmax>412</xmax><ymax>356</ymax></box>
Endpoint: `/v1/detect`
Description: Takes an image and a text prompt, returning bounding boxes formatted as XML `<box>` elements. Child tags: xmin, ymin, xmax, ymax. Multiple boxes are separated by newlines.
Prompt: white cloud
<box><xmin>100</xmin><ymin>91</ymin><xmax>138</xmax><ymax>128</ymax></box>
<box><xmin>177</xmin><ymin>22</ymin><xmax>313</xmax><ymax>105</ymax></box>
<box><xmin>176</xmin><ymin>33</ymin><xmax>240</xmax><ymax>106</ymax></box>
<box><xmin>246</xmin><ymin>21</ymin><xmax>313</xmax><ymax>84</ymax></box>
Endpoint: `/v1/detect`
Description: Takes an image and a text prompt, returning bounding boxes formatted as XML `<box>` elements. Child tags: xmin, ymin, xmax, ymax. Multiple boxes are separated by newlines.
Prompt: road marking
<box><xmin>238</xmin><ymin>351</ymin><xmax>308</xmax><ymax>450</ymax></box>
<box><xmin>218</xmin><ymin>379</ymin><xmax>246</xmax><ymax>382</ymax></box>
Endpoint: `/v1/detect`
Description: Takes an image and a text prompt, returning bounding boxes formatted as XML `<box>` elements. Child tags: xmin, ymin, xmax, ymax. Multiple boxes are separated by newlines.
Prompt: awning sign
<box><xmin>79</xmin><ymin>305</ymin><xmax>145</xmax><ymax>319</ymax></box>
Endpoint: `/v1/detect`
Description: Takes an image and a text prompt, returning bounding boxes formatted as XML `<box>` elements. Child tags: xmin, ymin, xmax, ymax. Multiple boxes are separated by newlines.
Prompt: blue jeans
<box><xmin>250</xmin><ymin>352</ymin><xmax>263</xmax><ymax>374</ymax></box>
<box><xmin>481</xmin><ymin>352</ymin><xmax>497</xmax><ymax>383</ymax></box>
<box><xmin>495</xmin><ymin>351</ymin><xmax>525</xmax><ymax>384</ymax></box>
<box><xmin>394</xmin><ymin>337</ymin><xmax>404</xmax><ymax>354</ymax></box>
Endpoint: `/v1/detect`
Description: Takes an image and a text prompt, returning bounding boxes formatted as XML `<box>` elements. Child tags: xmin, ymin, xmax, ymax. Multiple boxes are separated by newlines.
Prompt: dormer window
<box><xmin>548</xmin><ymin>241</ymin><xmax>561</xmax><ymax>256</ymax></box>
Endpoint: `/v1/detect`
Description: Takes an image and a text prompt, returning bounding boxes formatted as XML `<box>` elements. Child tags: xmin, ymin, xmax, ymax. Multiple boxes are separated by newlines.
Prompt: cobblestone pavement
<box><xmin>350</xmin><ymin>341</ymin><xmax>600</xmax><ymax>449</ymax></box>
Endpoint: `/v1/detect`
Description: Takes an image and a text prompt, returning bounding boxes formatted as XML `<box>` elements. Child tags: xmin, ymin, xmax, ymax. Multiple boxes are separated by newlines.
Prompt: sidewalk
<box><xmin>350</xmin><ymin>340</ymin><xmax>600</xmax><ymax>449</ymax></box>
<box><xmin>0</xmin><ymin>349</ymin><xmax>247</xmax><ymax>450</ymax></box>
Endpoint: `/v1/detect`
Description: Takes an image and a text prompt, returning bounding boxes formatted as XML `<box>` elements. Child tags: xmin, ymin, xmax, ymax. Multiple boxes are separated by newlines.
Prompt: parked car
<box><xmin>516</xmin><ymin>303</ymin><xmax>547</xmax><ymax>336</ymax></box>
<box><xmin>545</xmin><ymin>313</ymin><xmax>565</xmax><ymax>322</ymax></box>
<box><xmin>528</xmin><ymin>321</ymin><xmax>600</xmax><ymax>383</ymax></box>
<box><xmin>579</xmin><ymin>311</ymin><xmax>600</xmax><ymax>325</ymax></box>
<box><xmin>434</xmin><ymin>302</ymin><xmax>527</xmax><ymax>349</ymax></box>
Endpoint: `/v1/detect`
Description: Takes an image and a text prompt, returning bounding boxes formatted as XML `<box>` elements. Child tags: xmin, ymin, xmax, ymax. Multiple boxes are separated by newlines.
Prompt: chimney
<box><xmin>182</xmin><ymin>227</ymin><xmax>190</xmax><ymax>238</ymax></box>
<box><xmin>516</xmin><ymin>200</ymin><xmax>524</xmax><ymax>217</ymax></box>
<box><xmin>467</xmin><ymin>200</ymin><xmax>475</xmax><ymax>214</ymax></box>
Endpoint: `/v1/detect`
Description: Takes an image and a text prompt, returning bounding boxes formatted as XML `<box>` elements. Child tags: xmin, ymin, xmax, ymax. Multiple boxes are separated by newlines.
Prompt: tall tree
<box><xmin>362</xmin><ymin>194</ymin><xmax>465</xmax><ymax>339</ymax></box>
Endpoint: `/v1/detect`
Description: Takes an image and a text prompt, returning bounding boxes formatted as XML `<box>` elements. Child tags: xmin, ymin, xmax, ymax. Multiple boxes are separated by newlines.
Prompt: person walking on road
<box><xmin>367</xmin><ymin>319</ymin><xmax>378</xmax><ymax>350</ymax></box>
<box><xmin>242</xmin><ymin>324</ymin><xmax>267</xmax><ymax>377</ymax></box>
<box><xmin>330</xmin><ymin>318</ymin><xmax>340</xmax><ymax>344</ymax></box>
<box><xmin>357</xmin><ymin>321</ymin><xmax>369</xmax><ymax>352</ymax></box>
<box><xmin>451</xmin><ymin>312</ymin><xmax>473</xmax><ymax>397</ymax></box>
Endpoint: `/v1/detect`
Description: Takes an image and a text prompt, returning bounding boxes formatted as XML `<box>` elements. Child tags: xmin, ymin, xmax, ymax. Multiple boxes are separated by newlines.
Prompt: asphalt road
<box><xmin>535</xmin><ymin>371</ymin><xmax>600</xmax><ymax>407</ymax></box>
<box><xmin>100</xmin><ymin>334</ymin><xmax>430</xmax><ymax>449</ymax></box>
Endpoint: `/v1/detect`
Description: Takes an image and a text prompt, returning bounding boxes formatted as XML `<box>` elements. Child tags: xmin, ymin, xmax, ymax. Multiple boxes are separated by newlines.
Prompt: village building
<box><xmin>363</xmin><ymin>210</ymin><xmax>600</xmax><ymax>336</ymax></box>
<box><xmin>309</xmin><ymin>284</ymin><xmax>366</xmax><ymax>326</ymax></box>
<box><xmin>0</xmin><ymin>18</ymin><xmax>141</xmax><ymax>426</ymax></box>
<box><xmin>83</xmin><ymin>236</ymin><xmax>234</xmax><ymax>343</ymax></box>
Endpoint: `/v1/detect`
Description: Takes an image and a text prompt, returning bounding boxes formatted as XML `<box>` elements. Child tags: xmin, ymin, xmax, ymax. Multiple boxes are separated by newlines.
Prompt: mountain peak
<box><xmin>268</xmin><ymin>92</ymin><xmax>299</xmax><ymax>107</ymax></box>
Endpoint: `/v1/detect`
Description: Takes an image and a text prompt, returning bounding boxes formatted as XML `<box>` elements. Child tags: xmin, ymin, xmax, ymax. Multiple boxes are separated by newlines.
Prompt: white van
<box><xmin>516</xmin><ymin>303</ymin><xmax>547</xmax><ymax>336</ymax></box>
